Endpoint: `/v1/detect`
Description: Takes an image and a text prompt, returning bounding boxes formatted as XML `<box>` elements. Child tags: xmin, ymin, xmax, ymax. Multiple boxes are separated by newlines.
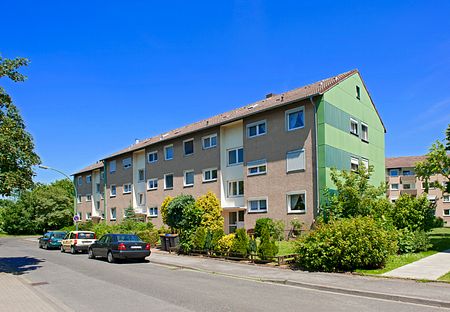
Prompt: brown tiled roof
<box><xmin>385</xmin><ymin>156</ymin><xmax>427</xmax><ymax>169</ymax></box>
<box><xmin>72</xmin><ymin>162</ymin><xmax>104</xmax><ymax>175</ymax></box>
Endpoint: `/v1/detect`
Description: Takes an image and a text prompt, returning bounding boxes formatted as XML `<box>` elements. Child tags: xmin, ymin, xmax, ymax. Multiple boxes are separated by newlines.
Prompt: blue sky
<box><xmin>2</xmin><ymin>1</ymin><xmax>450</xmax><ymax>183</ymax></box>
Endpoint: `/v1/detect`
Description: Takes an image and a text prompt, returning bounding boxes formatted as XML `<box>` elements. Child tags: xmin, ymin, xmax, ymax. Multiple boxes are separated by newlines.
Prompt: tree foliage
<box><xmin>391</xmin><ymin>194</ymin><xmax>436</xmax><ymax>232</ymax></box>
<box><xmin>196</xmin><ymin>191</ymin><xmax>224</xmax><ymax>231</ymax></box>
<box><xmin>415</xmin><ymin>140</ymin><xmax>450</xmax><ymax>193</ymax></box>
<box><xmin>0</xmin><ymin>56</ymin><xmax>40</xmax><ymax>196</ymax></box>
<box><xmin>160</xmin><ymin>196</ymin><xmax>173</xmax><ymax>225</ymax></box>
<box><xmin>446</xmin><ymin>124</ymin><xmax>450</xmax><ymax>151</ymax></box>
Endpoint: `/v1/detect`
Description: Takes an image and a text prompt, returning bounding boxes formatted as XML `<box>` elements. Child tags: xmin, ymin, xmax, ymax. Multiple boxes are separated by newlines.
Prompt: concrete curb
<box><xmin>150</xmin><ymin>259</ymin><xmax>450</xmax><ymax>309</ymax></box>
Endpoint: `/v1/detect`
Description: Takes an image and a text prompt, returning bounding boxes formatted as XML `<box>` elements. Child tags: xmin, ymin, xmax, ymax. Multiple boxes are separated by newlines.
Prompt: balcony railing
<box><xmin>400</xmin><ymin>175</ymin><xmax>416</xmax><ymax>184</ymax></box>
<box><xmin>400</xmin><ymin>189</ymin><xmax>417</xmax><ymax>196</ymax></box>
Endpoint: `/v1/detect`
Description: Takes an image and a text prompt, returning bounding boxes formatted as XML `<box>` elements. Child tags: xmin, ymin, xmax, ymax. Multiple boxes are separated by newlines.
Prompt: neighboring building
<box><xmin>386</xmin><ymin>156</ymin><xmax>450</xmax><ymax>225</ymax></box>
<box><xmin>73</xmin><ymin>69</ymin><xmax>386</xmax><ymax>234</ymax></box>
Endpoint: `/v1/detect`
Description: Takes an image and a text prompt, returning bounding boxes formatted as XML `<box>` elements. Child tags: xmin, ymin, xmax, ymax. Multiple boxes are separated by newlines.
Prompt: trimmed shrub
<box><xmin>192</xmin><ymin>227</ymin><xmax>207</xmax><ymax>250</ymax></box>
<box><xmin>230</xmin><ymin>228</ymin><xmax>249</xmax><ymax>257</ymax></box>
<box><xmin>396</xmin><ymin>228</ymin><xmax>431</xmax><ymax>254</ymax></box>
<box><xmin>272</xmin><ymin>220</ymin><xmax>285</xmax><ymax>241</ymax></box>
<box><xmin>166</xmin><ymin>194</ymin><xmax>196</xmax><ymax>230</ymax></box>
<box><xmin>254</xmin><ymin>218</ymin><xmax>274</xmax><ymax>238</ymax></box>
<box><xmin>196</xmin><ymin>192</ymin><xmax>224</xmax><ymax>231</ymax></box>
<box><xmin>434</xmin><ymin>217</ymin><xmax>445</xmax><ymax>228</ymax></box>
<box><xmin>160</xmin><ymin>196</ymin><xmax>173</xmax><ymax>225</ymax></box>
<box><xmin>295</xmin><ymin>217</ymin><xmax>397</xmax><ymax>272</ymax></box>
<box><xmin>257</xmin><ymin>226</ymin><xmax>278</xmax><ymax>260</ymax></box>
<box><xmin>216</xmin><ymin>234</ymin><xmax>234</xmax><ymax>253</ymax></box>
<box><xmin>391</xmin><ymin>194</ymin><xmax>435</xmax><ymax>232</ymax></box>
<box><xmin>208</xmin><ymin>228</ymin><xmax>225</xmax><ymax>251</ymax></box>
<box><xmin>136</xmin><ymin>229</ymin><xmax>159</xmax><ymax>246</ymax></box>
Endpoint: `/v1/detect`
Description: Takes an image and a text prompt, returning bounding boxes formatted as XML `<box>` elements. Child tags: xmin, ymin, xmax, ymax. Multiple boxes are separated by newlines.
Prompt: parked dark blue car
<box><xmin>38</xmin><ymin>231</ymin><xmax>67</xmax><ymax>250</ymax></box>
<box><xmin>88</xmin><ymin>234</ymin><xmax>151</xmax><ymax>263</ymax></box>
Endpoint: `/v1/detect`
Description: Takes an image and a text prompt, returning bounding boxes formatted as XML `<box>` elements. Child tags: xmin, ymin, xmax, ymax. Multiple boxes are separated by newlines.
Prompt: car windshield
<box><xmin>52</xmin><ymin>233</ymin><xmax>66</xmax><ymax>239</ymax></box>
<box><xmin>78</xmin><ymin>232</ymin><xmax>95</xmax><ymax>239</ymax></box>
<box><xmin>115</xmin><ymin>235</ymin><xmax>142</xmax><ymax>242</ymax></box>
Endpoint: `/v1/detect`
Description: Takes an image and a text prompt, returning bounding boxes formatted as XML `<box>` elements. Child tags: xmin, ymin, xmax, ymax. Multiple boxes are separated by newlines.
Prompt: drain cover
<box><xmin>30</xmin><ymin>281</ymin><xmax>49</xmax><ymax>286</ymax></box>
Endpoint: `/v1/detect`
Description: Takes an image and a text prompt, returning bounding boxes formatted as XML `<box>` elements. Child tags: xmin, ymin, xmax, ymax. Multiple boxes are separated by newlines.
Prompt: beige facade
<box><xmin>386</xmin><ymin>156</ymin><xmax>450</xmax><ymax>225</ymax></box>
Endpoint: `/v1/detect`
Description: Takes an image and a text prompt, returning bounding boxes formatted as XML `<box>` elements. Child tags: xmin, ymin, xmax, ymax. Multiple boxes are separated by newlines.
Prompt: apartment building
<box><xmin>386</xmin><ymin>156</ymin><xmax>450</xmax><ymax>225</ymax></box>
<box><xmin>73</xmin><ymin>69</ymin><xmax>386</xmax><ymax>233</ymax></box>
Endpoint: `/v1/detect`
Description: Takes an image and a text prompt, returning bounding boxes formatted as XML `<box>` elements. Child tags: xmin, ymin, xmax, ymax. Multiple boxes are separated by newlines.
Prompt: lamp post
<box><xmin>38</xmin><ymin>165</ymin><xmax>79</xmax><ymax>230</ymax></box>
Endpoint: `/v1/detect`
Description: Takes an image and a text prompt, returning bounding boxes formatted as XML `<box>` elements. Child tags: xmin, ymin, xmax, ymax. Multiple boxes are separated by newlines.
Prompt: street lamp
<box><xmin>38</xmin><ymin>165</ymin><xmax>79</xmax><ymax>230</ymax></box>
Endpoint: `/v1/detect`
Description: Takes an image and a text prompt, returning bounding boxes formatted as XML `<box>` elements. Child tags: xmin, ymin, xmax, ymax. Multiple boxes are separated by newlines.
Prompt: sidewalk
<box><xmin>383</xmin><ymin>249</ymin><xmax>450</xmax><ymax>280</ymax></box>
<box><xmin>0</xmin><ymin>273</ymin><xmax>69</xmax><ymax>312</ymax></box>
<box><xmin>150</xmin><ymin>250</ymin><xmax>450</xmax><ymax>308</ymax></box>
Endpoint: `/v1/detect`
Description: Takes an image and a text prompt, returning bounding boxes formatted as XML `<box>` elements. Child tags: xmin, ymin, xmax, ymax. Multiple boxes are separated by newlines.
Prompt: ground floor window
<box><xmin>110</xmin><ymin>207</ymin><xmax>117</xmax><ymax>220</ymax></box>
<box><xmin>86</xmin><ymin>212</ymin><xmax>92</xmax><ymax>220</ymax></box>
<box><xmin>248</xmin><ymin>199</ymin><xmax>267</xmax><ymax>213</ymax></box>
<box><xmin>287</xmin><ymin>192</ymin><xmax>306</xmax><ymax>213</ymax></box>
<box><xmin>149</xmin><ymin>207</ymin><xmax>158</xmax><ymax>217</ymax></box>
<box><xmin>444</xmin><ymin>209</ymin><xmax>450</xmax><ymax>216</ymax></box>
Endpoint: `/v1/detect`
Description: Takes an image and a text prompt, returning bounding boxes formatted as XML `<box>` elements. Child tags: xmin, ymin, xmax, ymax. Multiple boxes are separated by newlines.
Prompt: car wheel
<box><xmin>44</xmin><ymin>243</ymin><xmax>48</xmax><ymax>250</ymax></box>
<box><xmin>60</xmin><ymin>245</ymin><xmax>65</xmax><ymax>253</ymax></box>
<box><xmin>71</xmin><ymin>246</ymin><xmax>76</xmax><ymax>254</ymax></box>
<box><xmin>88</xmin><ymin>248</ymin><xmax>95</xmax><ymax>259</ymax></box>
<box><xmin>107</xmin><ymin>251</ymin><xmax>115</xmax><ymax>263</ymax></box>
<box><xmin>38</xmin><ymin>242</ymin><xmax>42</xmax><ymax>249</ymax></box>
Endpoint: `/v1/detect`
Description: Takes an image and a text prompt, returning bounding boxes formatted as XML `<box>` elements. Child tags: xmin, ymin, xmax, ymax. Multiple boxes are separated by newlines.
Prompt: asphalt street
<box><xmin>0</xmin><ymin>237</ymin><xmax>448</xmax><ymax>312</ymax></box>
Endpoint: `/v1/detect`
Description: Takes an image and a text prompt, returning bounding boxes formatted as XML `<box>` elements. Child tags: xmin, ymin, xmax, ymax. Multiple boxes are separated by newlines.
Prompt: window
<box><xmin>77</xmin><ymin>176</ymin><xmax>82</xmax><ymax>186</ymax></box>
<box><xmin>184</xmin><ymin>170</ymin><xmax>195</xmax><ymax>187</ymax></box>
<box><xmin>443</xmin><ymin>195</ymin><xmax>450</xmax><ymax>203</ymax></box>
<box><xmin>350</xmin><ymin>118</ymin><xmax>359</xmax><ymax>136</ymax></box>
<box><xmin>184</xmin><ymin>139</ymin><xmax>194</xmax><ymax>156</ymax></box>
<box><xmin>228</xmin><ymin>180</ymin><xmax>244</xmax><ymax>197</ymax></box>
<box><xmin>123</xmin><ymin>183</ymin><xmax>132</xmax><ymax>194</ymax></box>
<box><xmin>86</xmin><ymin>194</ymin><xmax>92</xmax><ymax>202</ymax></box>
<box><xmin>361</xmin><ymin>123</ymin><xmax>368</xmax><ymax>142</ymax></box>
<box><xmin>287</xmin><ymin>192</ymin><xmax>306</xmax><ymax>213</ymax></box>
<box><xmin>96</xmin><ymin>183</ymin><xmax>101</xmax><ymax>193</ymax></box>
<box><xmin>228</xmin><ymin>148</ymin><xmax>244</xmax><ymax>166</ymax></box>
<box><xmin>403</xmin><ymin>183</ymin><xmax>415</xmax><ymax>190</ymax></box>
<box><xmin>402</xmin><ymin>170</ymin><xmax>413</xmax><ymax>176</ymax></box>
<box><xmin>203</xmin><ymin>168</ymin><xmax>218</xmax><ymax>182</ymax></box>
<box><xmin>165</xmin><ymin>145</ymin><xmax>174</xmax><ymax>160</ymax></box>
<box><xmin>110</xmin><ymin>207</ymin><xmax>117</xmax><ymax>220</ymax></box>
<box><xmin>86</xmin><ymin>175</ymin><xmax>92</xmax><ymax>184</ymax></box>
<box><xmin>109</xmin><ymin>160</ymin><xmax>116</xmax><ymax>173</ymax></box>
<box><xmin>351</xmin><ymin>157</ymin><xmax>359</xmax><ymax>171</ymax></box>
<box><xmin>164</xmin><ymin>174</ymin><xmax>174</xmax><ymax>189</ymax></box>
<box><xmin>247</xmin><ymin>159</ymin><xmax>267</xmax><ymax>176</ymax></box>
<box><xmin>149</xmin><ymin>207</ymin><xmax>158</xmax><ymax>217</ymax></box>
<box><xmin>147</xmin><ymin>178</ymin><xmax>158</xmax><ymax>190</ymax></box>
<box><xmin>361</xmin><ymin>158</ymin><xmax>369</xmax><ymax>171</ymax></box>
<box><xmin>77</xmin><ymin>195</ymin><xmax>82</xmax><ymax>203</ymax></box>
<box><xmin>95</xmin><ymin>201</ymin><xmax>100</xmax><ymax>210</ymax></box>
<box><xmin>286</xmin><ymin>107</ymin><xmax>304</xmax><ymax>131</ymax></box>
<box><xmin>390</xmin><ymin>197</ymin><xmax>398</xmax><ymax>203</ymax></box>
<box><xmin>247</xmin><ymin>120</ymin><xmax>266</xmax><ymax>138</ymax></box>
<box><xmin>356</xmin><ymin>85</ymin><xmax>361</xmax><ymax>99</ymax></box>
<box><xmin>444</xmin><ymin>209</ymin><xmax>450</xmax><ymax>216</ymax></box>
<box><xmin>390</xmin><ymin>169</ymin><xmax>399</xmax><ymax>177</ymax></box>
<box><xmin>148</xmin><ymin>151</ymin><xmax>158</xmax><ymax>163</ymax></box>
<box><xmin>110</xmin><ymin>185</ymin><xmax>116</xmax><ymax>197</ymax></box>
<box><xmin>248</xmin><ymin>199</ymin><xmax>267</xmax><ymax>213</ymax></box>
<box><xmin>123</xmin><ymin>157</ymin><xmax>132</xmax><ymax>169</ymax></box>
<box><xmin>138</xmin><ymin>169</ymin><xmax>145</xmax><ymax>182</ymax></box>
<box><xmin>286</xmin><ymin>149</ymin><xmax>305</xmax><ymax>172</ymax></box>
<box><xmin>202</xmin><ymin>134</ymin><xmax>217</xmax><ymax>149</ymax></box>
<box><xmin>138</xmin><ymin>193</ymin><xmax>145</xmax><ymax>206</ymax></box>
<box><xmin>391</xmin><ymin>183</ymin><xmax>399</xmax><ymax>190</ymax></box>
<box><xmin>86</xmin><ymin>212</ymin><xmax>92</xmax><ymax>220</ymax></box>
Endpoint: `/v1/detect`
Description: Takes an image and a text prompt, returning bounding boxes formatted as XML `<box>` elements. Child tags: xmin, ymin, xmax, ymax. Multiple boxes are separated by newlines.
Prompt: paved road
<box><xmin>0</xmin><ymin>237</ymin><xmax>448</xmax><ymax>312</ymax></box>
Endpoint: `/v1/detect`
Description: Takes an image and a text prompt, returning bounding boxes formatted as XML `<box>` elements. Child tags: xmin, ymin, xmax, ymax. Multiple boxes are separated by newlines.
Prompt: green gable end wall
<box><xmin>316</xmin><ymin>73</ymin><xmax>385</xmax><ymax>205</ymax></box>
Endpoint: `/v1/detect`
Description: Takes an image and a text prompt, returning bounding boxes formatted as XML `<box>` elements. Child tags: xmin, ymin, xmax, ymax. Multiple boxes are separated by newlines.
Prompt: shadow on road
<box><xmin>0</xmin><ymin>257</ymin><xmax>44</xmax><ymax>275</ymax></box>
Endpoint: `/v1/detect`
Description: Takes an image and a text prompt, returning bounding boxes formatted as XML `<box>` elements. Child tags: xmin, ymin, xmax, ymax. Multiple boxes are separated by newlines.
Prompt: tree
<box><xmin>0</xmin><ymin>56</ymin><xmax>40</xmax><ymax>196</ymax></box>
<box><xmin>446</xmin><ymin>124</ymin><xmax>450</xmax><ymax>151</ymax></box>
<box><xmin>415</xmin><ymin>140</ymin><xmax>450</xmax><ymax>193</ymax></box>
<box><xmin>196</xmin><ymin>192</ymin><xmax>223</xmax><ymax>231</ymax></box>
<box><xmin>160</xmin><ymin>196</ymin><xmax>173</xmax><ymax>225</ymax></box>
<box><xmin>124</xmin><ymin>203</ymin><xmax>136</xmax><ymax>220</ymax></box>
<box><xmin>391</xmin><ymin>194</ymin><xmax>435</xmax><ymax>232</ymax></box>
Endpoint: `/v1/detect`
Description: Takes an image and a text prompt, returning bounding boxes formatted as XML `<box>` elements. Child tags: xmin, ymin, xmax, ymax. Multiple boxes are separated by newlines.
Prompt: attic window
<box><xmin>356</xmin><ymin>86</ymin><xmax>361</xmax><ymax>100</ymax></box>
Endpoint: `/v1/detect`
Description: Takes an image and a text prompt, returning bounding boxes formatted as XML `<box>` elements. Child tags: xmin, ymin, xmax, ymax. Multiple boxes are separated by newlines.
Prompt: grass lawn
<box><xmin>276</xmin><ymin>240</ymin><xmax>296</xmax><ymax>256</ymax></box>
<box><xmin>357</xmin><ymin>227</ymin><xmax>450</xmax><ymax>275</ymax></box>
<box><xmin>438</xmin><ymin>271</ymin><xmax>450</xmax><ymax>282</ymax></box>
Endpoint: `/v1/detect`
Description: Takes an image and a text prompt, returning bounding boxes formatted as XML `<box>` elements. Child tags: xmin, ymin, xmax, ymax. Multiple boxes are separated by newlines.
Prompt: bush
<box><xmin>230</xmin><ymin>228</ymin><xmax>249</xmax><ymax>257</ymax></box>
<box><xmin>207</xmin><ymin>228</ymin><xmax>225</xmax><ymax>251</ymax></box>
<box><xmin>160</xmin><ymin>196</ymin><xmax>173</xmax><ymax>225</ymax></box>
<box><xmin>391</xmin><ymin>194</ymin><xmax>435</xmax><ymax>232</ymax></box>
<box><xmin>254</xmin><ymin>218</ymin><xmax>274</xmax><ymax>238</ymax></box>
<box><xmin>216</xmin><ymin>234</ymin><xmax>234</xmax><ymax>253</ymax></box>
<box><xmin>136</xmin><ymin>229</ymin><xmax>159</xmax><ymax>246</ymax></box>
<box><xmin>192</xmin><ymin>227</ymin><xmax>207</xmax><ymax>250</ymax></box>
<box><xmin>396</xmin><ymin>228</ymin><xmax>431</xmax><ymax>254</ymax></box>
<box><xmin>196</xmin><ymin>192</ymin><xmax>224</xmax><ymax>231</ymax></box>
<box><xmin>295</xmin><ymin>217</ymin><xmax>397</xmax><ymax>272</ymax></box>
<box><xmin>257</xmin><ymin>226</ymin><xmax>278</xmax><ymax>260</ymax></box>
<box><xmin>272</xmin><ymin>220</ymin><xmax>285</xmax><ymax>241</ymax></box>
<box><xmin>166</xmin><ymin>194</ymin><xmax>197</xmax><ymax>230</ymax></box>
<box><xmin>434</xmin><ymin>217</ymin><xmax>445</xmax><ymax>228</ymax></box>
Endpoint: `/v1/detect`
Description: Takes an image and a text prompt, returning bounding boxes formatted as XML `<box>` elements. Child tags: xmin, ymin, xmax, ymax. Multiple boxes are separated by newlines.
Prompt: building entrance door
<box><xmin>229</xmin><ymin>211</ymin><xmax>245</xmax><ymax>233</ymax></box>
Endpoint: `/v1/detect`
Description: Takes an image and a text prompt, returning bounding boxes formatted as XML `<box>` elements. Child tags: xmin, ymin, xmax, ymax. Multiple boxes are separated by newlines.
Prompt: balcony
<box><xmin>400</xmin><ymin>189</ymin><xmax>417</xmax><ymax>196</ymax></box>
<box><xmin>400</xmin><ymin>175</ymin><xmax>416</xmax><ymax>184</ymax></box>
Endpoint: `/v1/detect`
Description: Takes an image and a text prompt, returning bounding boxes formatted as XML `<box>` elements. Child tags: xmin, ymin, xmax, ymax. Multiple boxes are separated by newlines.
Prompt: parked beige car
<box><xmin>61</xmin><ymin>231</ymin><xmax>96</xmax><ymax>254</ymax></box>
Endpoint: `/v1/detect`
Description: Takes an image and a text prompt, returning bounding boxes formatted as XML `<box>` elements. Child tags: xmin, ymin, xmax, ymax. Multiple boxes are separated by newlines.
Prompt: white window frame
<box><xmin>202</xmin><ymin>133</ymin><xmax>217</xmax><ymax>149</ymax></box>
<box><xmin>86</xmin><ymin>194</ymin><xmax>92</xmax><ymax>202</ymax></box>
<box><xmin>246</xmin><ymin>120</ymin><xmax>267</xmax><ymax>138</ymax></box>
<box><xmin>350</xmin><ymin>118</ymin><xmax>359</xmax><ymax>136</ymax></box>
<box><xmin>361</xmin><ymin>123</ymin><xmax>369</xmax><ymax>142</ymax></box>
<box><xmin>403</xmin><ymin>183</ymin><xmax>415</xmax><ymax>190</ymax></box>
<box><xmin>109</xmin><ymin>160</ymin><xmax>116</xmax><ymax>173</ymax></box>
<box><xmin>247</xmin><ymin>159</ymin><xmax>267</xmax><ymax>176</ymax></box>
<box><xmin>86</xmin><ymin>212</ymin><xmax>92</xmax><ymax>220</ymax></box>
<box><xmin>164</xmin><ymin>145</ymin><xmax>174</xmax><ymax>161</ymax></box>
<box><xmin>164</xmin><ymin>173</ymin><xmax>174</xmax><ymax>190</ymax></box>
<box><xmin>247</xmin><ymin>197</ymin><xmax>268</xmax><ymax>213</ymax></box>
<box><xmin>183</xmin><ymin>138</ymin><xmax>194</xmax><ymax>156</ymax></box>
<box><xmin>227</xmin><ymin>147</ymin><xmax>244</xmax><ymax>166</ymax></box>
<box><xmin>184</xmin><ymin>170</ymin><xmax>195</xmax><ymax>187</ymax></box>
<box><xmin>86</xmin><ymin>175</ymin><xmax>92</xmax><ymax>184</ymax></box>
<box><xmin>287</xmin><ymin>191</ymin><xmax>307</xmax><ymax>214</ymax></box>
<box><xmin>147</xmin><ymin>151</ymin><xmax>158</xmax><ymax>163</ymax></box>
<box><xmin>138</xmin><ymin>193</ymin><xmax>145</xmax><ymax>206</ymax></box>
<box><xmin>286</xmin><ymin>149</ymin><xmax>305</xmax><ymax>173</ymax></box>
<box><xmin>147</xmin><ymin>178</ymin><xmax>158</xmax><ymax>190</ymax></box>
<box><xmin>110</xmin><ymin>184</ymin><xmax>116</xmax><ymax>197</ymax></box>
<box><xmin>390</xmin><ymin>183</ymin><xmax>399</xmax><ymax>190</ymax></box>
<box><xmin>77</xmin><ymin>176</ymin><xmax>82</xmax><ymax>186</ymax></box>
<box><xmin>202</xmin><ymin>168</ymin><xmax>218</xmax><ymax>182</ymax></box>
<box><xmin>77</xmin><ymin>195</ymin><xmax>82</xmax><ymax>203</ymax></box>
<box><xmin>227</xmin><ymin>180</ymin><xmax>244</xmax><ymax>197</ymax></box>
<box><xmin>350</xmin><ymin>157</ymin><xmax>359</xmax><ymax>171</ymax></box>
<box><xmin>390</xmin><ymin>197</ymin><xmax>398</xmax><ymax>203</ymax></box>
<box><xmin>285</xmin><ymin>106</ymin><xmax>305</xmax><ymax>131</ymax></box>
<box><xmin>149</xmin><ymin>207</ymin><xmax>158</xmax><ymax>217</ymax></box>
<box><xmin>443</xmin><ymin>195</ymin><xmax>450</xmax><ymax>203</ymax></box>
<box><xmin>138</xmin><ymin>169</ymin><xmax>145</xmax><ymax>182</ymax></box>
<box><xmin>361</xmin><ymin>158</ymin><xmax>369</xmax><ymax>172</ymax></box>
<box><xmin>123</xmin><ymin>183</ymin><xmax>132</xmax><ymax>194</ymax></box>
<box><xmin>123</xmin><ymin>157</ymin><xmax>132</xmax><ymax>169</ymax></box>
<box><xmin>110</xmin><ymin>207</ymin><xmax>117</xmax><ymax>221</ymax></box>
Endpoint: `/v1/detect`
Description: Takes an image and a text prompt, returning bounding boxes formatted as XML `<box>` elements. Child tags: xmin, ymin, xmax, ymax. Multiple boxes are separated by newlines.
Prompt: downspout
<box><xmin>309</xmin><ymin>96</ymin><xmax>320</xmax><ymax>221</ymax></box>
